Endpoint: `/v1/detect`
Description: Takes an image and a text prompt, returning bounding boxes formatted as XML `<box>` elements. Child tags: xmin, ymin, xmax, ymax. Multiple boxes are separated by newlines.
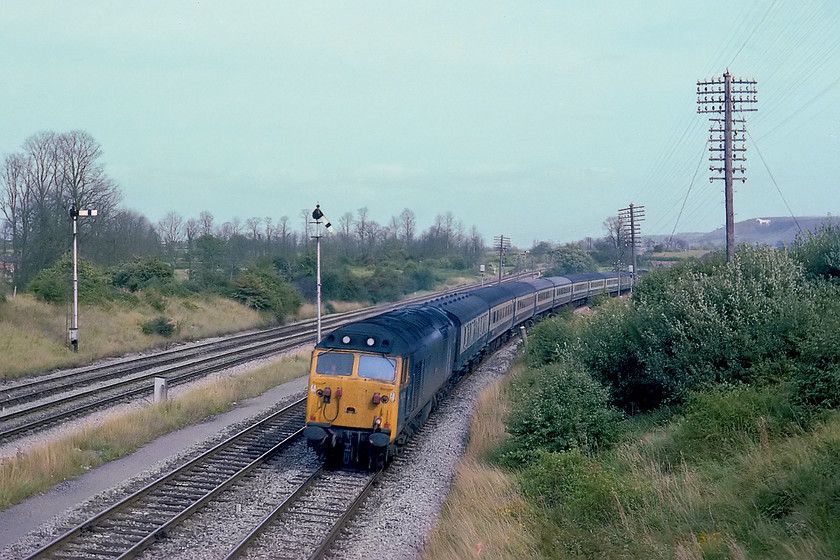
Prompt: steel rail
<box><xmin>222</xmin><ymin>467</ymin><xmax>383</xmax><ymax>560</ymax></box>
<box><xmin>0</xmin><ymin>293</ymin><xmax>453</xmax><ymax>441</ymax></box>
<box><xmin>22</xmin><ymin>398</ymin><xmax>308</xmax><ymax>560</ymax></box>
<box><xmin>0</xmin><ymin>281</ymin><xmax>475</xmax><ymax>412</ymax></box>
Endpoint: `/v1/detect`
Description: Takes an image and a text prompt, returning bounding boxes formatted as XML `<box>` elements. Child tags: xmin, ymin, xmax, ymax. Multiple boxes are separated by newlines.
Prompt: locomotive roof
<box><xmin>317</xmin><ymin>305</ymin><xmax>453</xmax><ymax>355</ymax></box>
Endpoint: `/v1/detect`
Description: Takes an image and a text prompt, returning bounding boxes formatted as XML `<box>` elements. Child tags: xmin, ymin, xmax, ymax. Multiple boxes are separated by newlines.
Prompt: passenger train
<box><xmin>303</xmin><ymin>272</ymin><xmax>631</xmax><ymax>467</ymax></box>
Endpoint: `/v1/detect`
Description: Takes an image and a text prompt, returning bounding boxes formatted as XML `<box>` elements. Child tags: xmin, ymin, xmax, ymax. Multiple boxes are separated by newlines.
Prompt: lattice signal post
<box><xmin>697</xmin><ymin>70</ymin><xmax>757</xmax><ymax>261</ymax></box>
<box><xmin>619</xmin><ymin>203</ymin><xmax>645</xmax><ymax>283</ymax></box>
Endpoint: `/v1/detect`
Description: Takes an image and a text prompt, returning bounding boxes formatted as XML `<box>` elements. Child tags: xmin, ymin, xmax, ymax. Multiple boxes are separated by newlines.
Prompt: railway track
<box><xmin>0</xmin><ymin>286</ymin><xmax>482</xmax><ymax>442</ymax></box>
<box><xmin>21</xmin><ymin>398</ymin><xmax>308</xmax><ymax>560</ymax></box>
<box><xmin>223</xmin><ymin>467</ymin><xmax>381</xmax><ymax>560</ymax></box>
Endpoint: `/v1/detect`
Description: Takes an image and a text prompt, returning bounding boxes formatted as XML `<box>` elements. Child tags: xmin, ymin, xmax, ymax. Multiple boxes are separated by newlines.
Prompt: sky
<box><xmin>1</xmin><ymin>1</ymin><xmax>839</xmax><ymax>248</ymax></box>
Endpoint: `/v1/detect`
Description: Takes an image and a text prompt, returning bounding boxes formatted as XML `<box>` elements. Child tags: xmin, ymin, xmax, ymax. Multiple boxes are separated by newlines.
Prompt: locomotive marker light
<box><xmin>311</xmin><ymin>204</ymin><xmax>332</xmax><ymax>343</ymax></box>
<box><xmin>69</xmin><ymin>205</ymin><xmax>98</xmax><ymax>353</ymax></box>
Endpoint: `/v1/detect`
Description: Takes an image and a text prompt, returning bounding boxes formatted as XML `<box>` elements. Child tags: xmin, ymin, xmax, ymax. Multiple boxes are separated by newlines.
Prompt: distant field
<box><xmin>648</xmin><ymin>249</ymin><xmax>713</xmax><ymax>260</ymax></box>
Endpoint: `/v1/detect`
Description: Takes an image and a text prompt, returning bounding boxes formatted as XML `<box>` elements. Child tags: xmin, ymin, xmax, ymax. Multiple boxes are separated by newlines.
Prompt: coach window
<box><xmin>315</xmin><ymin>352</ymin><xmax>354</xmax><ymax>376</ymax></box>
<box><xmin>358</xmin><ymin>355</ymin><xmax>397</xmax><ymax>382</ymax></box>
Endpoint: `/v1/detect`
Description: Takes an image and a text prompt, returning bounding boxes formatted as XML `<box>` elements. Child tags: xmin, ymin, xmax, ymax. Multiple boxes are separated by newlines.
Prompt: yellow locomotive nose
<box><xmin>306</xmin><ymin>349</ymin><xmax>400</xmax><ymax>443</ymax></box>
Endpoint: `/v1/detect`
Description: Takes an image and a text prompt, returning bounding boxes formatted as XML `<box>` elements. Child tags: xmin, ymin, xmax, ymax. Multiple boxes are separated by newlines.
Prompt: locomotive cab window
<box><xmin>358</xmin><ymin>355</ymin><xmax>397</xmax><ymax>382</ymax></box>
<box><xmin>315</xmin><ymin>352</ymin><xmax>354</xmax><ymax>376</ymax></box>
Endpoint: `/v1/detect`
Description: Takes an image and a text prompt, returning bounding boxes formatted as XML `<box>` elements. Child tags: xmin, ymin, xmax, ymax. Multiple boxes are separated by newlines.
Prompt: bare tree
<box><xmin>300</xmin><ymin>209</ymin><xmax>312</xmax><ymax>247</ymax></box>
<box><xmin>246</xmin><ymin>217</ymin><xmax>262</xmax><ymax>239</ymax></box>
<box><xmin>199</xmin><ymin>211</ymin><xmax>214</xmax><ymax>236</ymax></box>
<box><xmin>184</xmin><ymin>218</ymin><xmax>199</xmax><ymax>274</ymax></box>
<box><xmin>263</xmin><ymin>216</ymin><xmax>274</xmax><ymax>245</ymax></box>
<box><xmin>603</xmin><ymin>215</ymin><xmax>628</xmax><ymax>269</ymax></box>
<box><xmin>398</xmin><ymin>208</ymin><xmax>416</xmax><ymax>243</ymax></box>
<box><xmin>354</xmin><ymin>207</ymin><xmax>369</xmax><ymax>245</ymax></box>
<box><xmin>278</xmin><ymin>215</ymin><xmax>290</xmax><ymax>248</ymax></box>
<box><xmin>1</xmin><ymin>130</ymin><xmax>122</xmax><ymax>284</ymax></box>
<box><xmin>0</xmin><ymin>153</ymin><xmax>32</xmax><ymax>287</ymax></box>
<box><xmin>229</xmin><ymin>216</ymin><xmax>243</xmax><ymax>237</ymax></box>
<box><xmin>157</xmin><ymin>211</ymin><xmax>184</xmax><ymax>266</ymax></box>
<box><xmin>58</xmin><ymin>131</ymin><xmax>120</xmax><ymax>217</ymax></box>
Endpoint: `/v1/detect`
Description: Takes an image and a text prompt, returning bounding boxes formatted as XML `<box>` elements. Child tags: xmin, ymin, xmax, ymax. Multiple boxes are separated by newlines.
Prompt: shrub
<box><xmin>501</xmin><ymin>360</ymin><xmax>623</xmax><ymax>466</ymax></box>
<box><xmin>29</xmin><ymin>256</ymin><xmax>111</xmax><ymax>304</ymax></box>
<box><xmin>525</xmin><ymin>310</ymin><xmax>577</xmax><ymax>366</ymax></box>
<box><xmin>232</xmin><ymin>265</ymin><xmax>302</xmax><ymax>321</ymax></box>
<box><xmin>517</xmin><ymin>448</ymin><xmax>619</xmax><ymax>523</ymax></box>
<box><xmin>140</xmin><ymin>316</ymin><xmax>178</xmax><ymax>337</ymax></box>
<box><xmin>365</xmin><ymin>265</ymin><xmax>407</xmax><ymax>303</ymax></box>
<box><xmin>792</xmin><ymin>364</ymin><xmax>840</xmax><ymax>410</ymax></box>
<box><xmin>790</xmin><ymin>222</ymin><xmax>840</xmax><ymax>280</ymax></box>
<box><xmin>111</xmin><ymin>256</ymin><xmax>174</xmax><ymax>292</ymax></box>
<box><xmin>579</xmin><ymin>246</ymin><xmax>813</xmax><ymax>410</ymax></box>
<box><xmin>672</xmin><ymin>384</ymin><xmax>802</xmax><ymax>459</ymax></box>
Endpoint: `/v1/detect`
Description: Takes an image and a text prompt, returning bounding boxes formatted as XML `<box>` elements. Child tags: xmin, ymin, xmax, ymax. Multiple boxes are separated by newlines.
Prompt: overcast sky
<box><xmin>2</xmin><ymin>1</ymin><xmax>838</xmax><ymax>247</ymax></box>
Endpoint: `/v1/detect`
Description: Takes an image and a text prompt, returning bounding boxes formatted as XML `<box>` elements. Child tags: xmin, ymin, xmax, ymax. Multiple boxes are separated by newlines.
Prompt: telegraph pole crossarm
<box><xmin>493</xmin><ymin>235</ymin><xmax>510</xmax><ymax>285</ymax></box>
<box><xmin>697</xmin><ymin>70</ymin><xmax>758</xmax><ymax>262</ymax></box>
<box><xmin>619</xmin><ymin>203</ymin><xmax>645</xmax><ymax>287</ymax></box>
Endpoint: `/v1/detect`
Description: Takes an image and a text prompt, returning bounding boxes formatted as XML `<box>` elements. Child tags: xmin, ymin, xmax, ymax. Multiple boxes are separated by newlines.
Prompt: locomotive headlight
<box><xmin>366</xmin><ymin>337</ymin><xmax>375</xmax><ymax>347</ymax></box>
<box><xmin>381</xmin><ymin>395</ymin><xmax>388</xmax><ymax>403</ymax></box>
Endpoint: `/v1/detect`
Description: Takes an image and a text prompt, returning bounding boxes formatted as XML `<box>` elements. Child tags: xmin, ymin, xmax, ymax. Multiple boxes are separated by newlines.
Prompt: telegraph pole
<box><xmin>493</xmin><ymin>235</ymin><xmax>510</xmax><ymax>284</ymax></box>
<box><xmin>697</xmin><ymin>70</ymin><xmax>757</xmax><ymax>262</ymax></box>
<box><xmin>619</xmin><ymin>203</ymin><xmax>644</xmax><ymax>285</ymax></box>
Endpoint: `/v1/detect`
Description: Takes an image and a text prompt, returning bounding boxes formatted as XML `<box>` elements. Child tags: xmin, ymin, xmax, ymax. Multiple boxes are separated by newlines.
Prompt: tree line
<box><xmin>1</xmin><ymin>131</ymin><xmax>486</xmax><ymax>301</ymax></box>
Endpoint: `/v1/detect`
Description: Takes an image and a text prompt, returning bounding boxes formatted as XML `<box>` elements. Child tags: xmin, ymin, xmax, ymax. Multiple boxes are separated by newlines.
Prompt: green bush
<box><xmin>365</xmin><ymin>265</ymin><xmax>407</xmax><ymax>303</ymax></box>
<box><xmin>517</xmin><ymin>448</ymin><xmax>619</xmax><ymax>522</ymax></box>
<box><xmin>790</xmin><ymin>222</ymin><xmax>840</xmax><ymax>280</ymax></box>
<box><xmin>672</xmin><ymin>384</ymin><xmax>802</xmax><ymax>459</ymax></box>
<box><xmin>140</xmin><ymin>316</ymin><xmax>178</xmax><ymax>337</ymax></box>
<box><xmin>144</xmin><ymin>290</ymin><xmax>167</xmax><ymax>312</ymax></box>
<box><xmin>111</xmin><ymin>256</ymin><xmax>174</xmax><ymax>292</ymax></box>
<box><xmin>500</xmin><ymin>360</ymin><xmax>623</xmax><ymax>466</ymax></box>
<box><xmin>28</xmin><ymin>256</ymin><xmax>111</xmax><ymax>304</ymax></box>
<box><xmin>792</xmin><ymin>364</ymin><xmax>840</xmax><ymax>410</ymax></box>
<box><xmin>232</xmin><ymin>265</ymin><xmax>302</xmax><ymax>321</ymax></box>
<box><xmin>579</xmin><ymin>246</ymin><xmax>813</xmax><ymax>410</ymax></box>
<box><xmin>525</xmin><ymin>310</ymin><xmax>577</xmax><ymax>366</ymax></box>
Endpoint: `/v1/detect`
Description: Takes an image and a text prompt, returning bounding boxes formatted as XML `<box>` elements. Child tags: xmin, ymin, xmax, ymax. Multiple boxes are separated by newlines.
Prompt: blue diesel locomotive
<box><xmin>303</xmin><ymin>272</ymin><xmax>631</xmax><ymax>466</ymax></box>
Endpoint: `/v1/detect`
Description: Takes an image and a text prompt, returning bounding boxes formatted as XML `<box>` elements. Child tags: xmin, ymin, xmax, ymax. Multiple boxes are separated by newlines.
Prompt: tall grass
<box><xmin>0</xmin><ymin>294</ymin><xmax>271</xmax><ymax>380</ymax></box>
<box><xmin>0</xmin><ymin>353</ymin><xmax>309</xmax><ymax>510</ymax></box>
<box><xmin>423</xmin><ymin>364</ymin><xmax>537</xmax><ymax>559</ymax></box>
<box><xmin>426</xmin><ymin>369</ymin><xmax>840</xmax><ymax>558</ymax></box>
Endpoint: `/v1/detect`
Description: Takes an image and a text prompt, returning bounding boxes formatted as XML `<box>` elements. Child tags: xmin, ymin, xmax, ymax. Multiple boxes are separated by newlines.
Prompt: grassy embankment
<box><xmin>0</xmin><ymin>352</ymin><xmax>310</xmax><ymax>510</ymax></box>
<box><xmin>0</xmin><ymin>293</ymin><xmax>272</xmax><ymax>381</ymax></box>
<box><xmin>426</xmin><ymin>358</ymin><xmax>840</xmax><ymax>559</ymax></box>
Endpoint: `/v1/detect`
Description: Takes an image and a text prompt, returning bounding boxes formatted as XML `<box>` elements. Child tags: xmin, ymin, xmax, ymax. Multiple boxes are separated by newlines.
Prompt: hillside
<box><xmin>698</xmin><ymin>215</ymin><xmax>840</xmax><ymax>247</ymax></box>
<box><xmin>652</xmin><ymin>215</ymin><xmax>839</xmax><ymax>249</ymax></box>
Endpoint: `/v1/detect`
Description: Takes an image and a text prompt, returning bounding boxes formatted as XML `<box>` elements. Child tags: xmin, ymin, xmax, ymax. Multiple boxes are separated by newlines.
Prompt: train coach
<box><xmin>304</xmin><ymin>271</ymin><xmax>631</xmax><ymax>467</ymax></box>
